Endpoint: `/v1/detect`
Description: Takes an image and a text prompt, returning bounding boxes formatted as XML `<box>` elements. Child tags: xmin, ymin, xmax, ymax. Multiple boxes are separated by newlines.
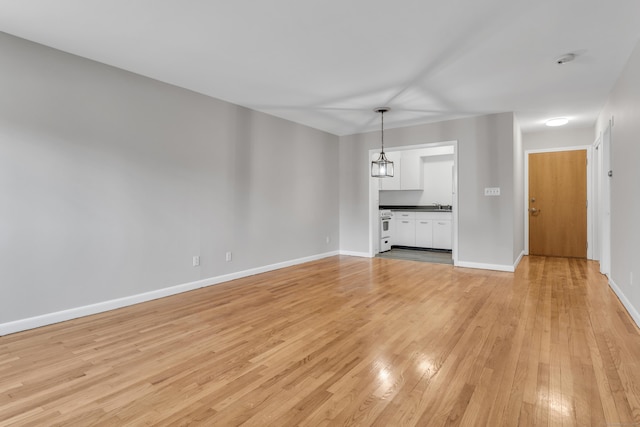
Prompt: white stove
<box><xmin>379</xmin><ymin>210</ymin><xmax>393</xmax><ymax>252</ymax></box>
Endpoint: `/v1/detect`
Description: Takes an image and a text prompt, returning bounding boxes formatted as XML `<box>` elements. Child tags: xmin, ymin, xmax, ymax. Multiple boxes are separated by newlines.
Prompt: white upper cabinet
<box><xmin>375</xmin><ymin>150</ymin><xmax>424</xmax><ymax>191</ymax></box>
<box><xmin>377</xmin><ymin>151</ymin><xmax>402</xmax><ymax>190</ymax></box>
<box><xmin>400</xmin><ymin>150</ymin><xmax>423</xmax><ymax>190</ymax></box>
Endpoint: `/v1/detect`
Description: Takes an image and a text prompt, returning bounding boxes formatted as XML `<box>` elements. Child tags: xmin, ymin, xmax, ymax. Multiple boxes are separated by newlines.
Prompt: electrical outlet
<box><xmin>484</xmin><ymin>187</ymin><xmax>501</xmax><ymax>196</ymax></box>
<box><xmin>631</xmin><ymin>272</ymin><xmax>633</xmax><ymax>286</ymax></box>
<box><xmin>326</xmin><ymin>236</ymin><xmax>330</xmax><ymax>244</ymax></box>
<box><xmin>226</xmin><ymin>251</ymin><xmax>232</xmax><ymax>262</ymax></box>
<box><xmin>192</xmin><ymin>256</ymin><xmax>200</xmax><ymax>267</ymax></box>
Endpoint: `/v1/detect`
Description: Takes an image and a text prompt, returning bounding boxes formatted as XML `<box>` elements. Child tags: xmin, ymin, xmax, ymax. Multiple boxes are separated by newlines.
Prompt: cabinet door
<box><xmin>433</xmin><ymin>220</ymin><xmax>452</xmax><ymax>250</ymax></box>
<box><xmin>415</xmin><ymin>220</ymin><xmax>433</xmax><ymax>248</ymax></box>
<box><xmin>395</xmin><ymin>219</ymin><xmax>415</xmax><ymax>246</ymax></box>
<box><xmin>379</xmin><ymin>151</ymin><xmax>401</xmax><ymax>190</ymax></box>
<box><xmin>400</xmin><ymin>150</ymin><xmax>423</xmax><ymax>190</ymax></box>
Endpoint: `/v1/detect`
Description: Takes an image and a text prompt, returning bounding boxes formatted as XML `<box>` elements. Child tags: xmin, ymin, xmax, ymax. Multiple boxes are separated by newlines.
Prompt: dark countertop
<box><xmin>380</xmin><ymin>205</ymin><xmax>453</xmax><ymax>212</ymax></box>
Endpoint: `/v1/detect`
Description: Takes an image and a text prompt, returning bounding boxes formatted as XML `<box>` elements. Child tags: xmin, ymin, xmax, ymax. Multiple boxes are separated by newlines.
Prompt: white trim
<box><xmin>513</xmin><ymin>250</ymin><xmax>525</xmax><ymax>270</ymax></box>
<box><xmin>0</xmin><ymin>251</ymin><xmax>340</xmax><ymax>336</ymax></box>
<box><xmin>600</xmin><ymin>124</ymin><xmax>612</xmax><ymax>275</ymax></box>
<box><xmin>454</xmin><ymin>260</ymin><xmax>516</xmax><ymax>273</ymax></box>
<box><xmin>339</xmin><ymin>250</ymin><xmax>373</xmax><ymax>258</ymax></box>
<box><xmin>524</xmin><ymin>145</ymin><xmax>591</xmax><ymax>154</ymax></box>
<box><xmin>608</xmin><ymin>277</ymin><xmax>640</xmax><ymax>329</ymax></box>
<box><xmin>586</xmin><ymin>149</ymin><xmax>593</xmax><ymax>259</ymax></box>
<box><xmin>592</xmin><ymin>134</ymin><xmax>602</xmax><ymax>261</ymax></box>
<box><xmin>524</xmin><ymin>146</ymin><xmax>593</xmax><ymax>258</ymax></box>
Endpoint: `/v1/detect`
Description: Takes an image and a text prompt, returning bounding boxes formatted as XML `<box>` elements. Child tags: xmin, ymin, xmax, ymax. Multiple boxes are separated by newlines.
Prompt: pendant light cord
<box><xmin>380</xmin><ymin>110</ymin><xmax>385</xmax><ymax>154</ymax></box>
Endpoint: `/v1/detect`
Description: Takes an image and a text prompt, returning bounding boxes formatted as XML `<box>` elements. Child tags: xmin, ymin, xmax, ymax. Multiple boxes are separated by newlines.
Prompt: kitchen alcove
<box><xmin>368</xmin><ymin>141</ymin><xmax>458</xmax><ymax>265</ymax></box>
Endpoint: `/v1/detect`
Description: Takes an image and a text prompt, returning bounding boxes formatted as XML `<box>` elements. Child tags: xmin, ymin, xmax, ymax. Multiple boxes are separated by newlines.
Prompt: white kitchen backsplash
<box><xmin>379</xmin><ymin>154</ymin><xmax>454</xmax><ymax>206</ymax></box>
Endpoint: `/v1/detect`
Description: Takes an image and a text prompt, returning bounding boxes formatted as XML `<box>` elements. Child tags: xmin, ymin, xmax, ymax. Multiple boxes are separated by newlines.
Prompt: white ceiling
<box><xmin>1</xmin><ymin>0</ymin><xmax>639</xmax><ymax>136</ymax></box>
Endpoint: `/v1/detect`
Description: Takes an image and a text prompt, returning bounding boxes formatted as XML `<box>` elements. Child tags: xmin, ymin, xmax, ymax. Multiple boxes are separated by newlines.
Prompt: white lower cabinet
<box><xmin>395</xmin><ymin>218</ymin><xmax>416</xmax><ymax>246</ymax></box>
<box><xmin>415</xmin><ymin>220</ymin><xmax>433</xmax><ymax>247</ymax></box>
<box><xmin>394</xmin><ymin>211</ymin><xmax>451</xmax><ymax>250</ymax></box>
<box><xmin>433</xmin><ymin>220</ymin><xmax>452</xmax><ymax>250</ymax></box>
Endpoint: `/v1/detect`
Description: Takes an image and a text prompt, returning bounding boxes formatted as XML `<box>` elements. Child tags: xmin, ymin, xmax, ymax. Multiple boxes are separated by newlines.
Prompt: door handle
<box><xmin>529</xmin><ymin>207</ymin><xmax>540</xmax><ymax>215</ymax></box>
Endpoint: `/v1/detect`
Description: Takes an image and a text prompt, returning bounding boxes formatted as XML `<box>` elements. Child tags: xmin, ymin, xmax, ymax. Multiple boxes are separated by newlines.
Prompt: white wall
<box><xmin>0</xmin><ymin>33</ymin><xmax>339</xmax><ymax>326</ymax></box>
<box><xmin>522</xmin><ymin>126</ymin><xmax>595</xmax><ymax>151</ymax></box>
<box><xmin>513</xmin><ymin>120</ymin><xmax>524</xmax><ymax>262</ymax></box>
<box><xmin>379</xmin><ymin>154</ymin><xmax>454</xmax><ymax>206</ymax></box>
<box><xmin>340</xmin><ymin>113</ymin><xmax>522</xmax><ymax>270</ymax></box>
<box><xmin>595</xmin><ymin>40</ymin><xmax>640</xmax><ymax>326</ymax></box>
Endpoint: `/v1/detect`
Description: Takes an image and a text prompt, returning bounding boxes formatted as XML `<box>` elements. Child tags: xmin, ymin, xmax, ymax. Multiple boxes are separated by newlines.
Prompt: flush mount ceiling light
<box><xmin>545</xmin><ymin>117</ymin><xmax>569</xmax><ymax>127</ymax></box>
<box><xmin>371</xmin><ymin>107</ymin><xmax>394</xmax><ymax>178</ymax></box>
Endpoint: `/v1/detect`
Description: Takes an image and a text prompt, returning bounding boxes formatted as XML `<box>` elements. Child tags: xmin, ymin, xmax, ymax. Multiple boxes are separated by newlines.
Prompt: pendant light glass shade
<box><xmin>371</xmin><ymin>152</ymin><xmax>394</xmax><ymax>177</ymax></box>
<box><xmin>371</xmin><ymin>107</ymin><xmax>394</xmax><ymax>178</ymax></box>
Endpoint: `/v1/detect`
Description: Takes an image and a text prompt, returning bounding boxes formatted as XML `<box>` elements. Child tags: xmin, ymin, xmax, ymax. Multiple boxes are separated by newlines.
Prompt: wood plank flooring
<box><xmin>1</xmin><ymin>255</ymin><xmax>639</xmax><ymax>426</ymax></box>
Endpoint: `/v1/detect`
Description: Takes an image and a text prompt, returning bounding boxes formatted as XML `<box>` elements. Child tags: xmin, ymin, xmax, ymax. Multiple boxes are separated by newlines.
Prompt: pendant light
<box><xmin>371</xmin><ymin>107</ymin><xmax>394</xmax><ymax>178</ymax></box>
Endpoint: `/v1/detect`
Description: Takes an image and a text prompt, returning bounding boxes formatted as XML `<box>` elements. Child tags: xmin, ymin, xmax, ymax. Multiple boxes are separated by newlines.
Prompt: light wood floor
<box><xmin>1</xmin><ymin>256</ymin><xmax>639</xmax><ymax>426</ymax></box>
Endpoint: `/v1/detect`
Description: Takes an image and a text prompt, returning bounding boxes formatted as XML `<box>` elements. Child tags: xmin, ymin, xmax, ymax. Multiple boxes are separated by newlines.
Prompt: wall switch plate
<box><xmin>192</xmin><ymin>256</ymin><xmax>200</xmax><ymax>267</ymax></box>
<box><xmin>484</xmin><ymin>187</ymin><xmax>501</xmax><ymax>196</ymax></box>
<box><xmin>226</xmin><ymin>251</ymin><xmax>232</xmax><ymax>262</ymax></box>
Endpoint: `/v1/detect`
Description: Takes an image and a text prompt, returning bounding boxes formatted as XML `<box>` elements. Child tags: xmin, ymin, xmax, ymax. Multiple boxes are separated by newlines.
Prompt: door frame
<box><xmin>599</xmin><ymin>123</ymin><xmax>612</xmax><ymax>276</ymax></box>
<box><xmin>368</xmin><ymin>140</ymin><xmax>458</xmax><ymax>263</ymax></box>
<box><xmin>592</xmin><ymin>134</ymin><xmax>602</xmax><ymax>261</ymax></box>
<box><xmin>524</xmin><ymin>146</ymin><xmax>593</xmax><ymax>258</ymax></box>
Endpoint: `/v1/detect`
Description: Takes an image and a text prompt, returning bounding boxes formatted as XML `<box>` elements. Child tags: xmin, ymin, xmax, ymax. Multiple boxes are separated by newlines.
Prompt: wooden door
<box><xmin>529</xmin><ymin>150</ymin><xmax>587</xmax><ymax>258</ymax></box>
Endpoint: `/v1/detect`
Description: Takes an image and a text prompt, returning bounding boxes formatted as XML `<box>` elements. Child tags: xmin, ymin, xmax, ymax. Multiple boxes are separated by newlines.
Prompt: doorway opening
<box><xmin>368</xmin><ymin>140</ymin><xmax>458</xmax><ymax>265</ymax></box>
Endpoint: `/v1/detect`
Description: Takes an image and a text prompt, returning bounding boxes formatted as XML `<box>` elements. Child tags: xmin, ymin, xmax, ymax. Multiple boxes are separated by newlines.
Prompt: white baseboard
<box><xmin>454</xmin><ymin>252</ymin><xmax>524</xmax><ymax>273</ymax></box>
<box><xmin>608</xmin><ymin>277</ymin><xmax>640</xmax><ymax>329</ymax></box>
<box><xmin>454</xmin><ymin>260</ymin><xmax>515</xmax><ymax>272</ymax></box>
<box><xmin>513</xmin><ymin>251</ymin><xmax>525</xmax><ymax>270</ymax></box>
<box><xmin>0</xmin><ymin>250</ymin><xmax>340</xmax><ymax>336</ymax></box>
<box><xmin>339</xmin><ymin>250</ymin><xmax>373</xmax><ymax>258</ymax></box>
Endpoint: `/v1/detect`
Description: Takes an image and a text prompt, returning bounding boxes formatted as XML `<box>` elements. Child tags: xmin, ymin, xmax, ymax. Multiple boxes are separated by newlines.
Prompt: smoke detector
<box><xmin>555</xmin><ymin>53</ymin><xmax>576</xmax><ymax>65</ymax></box>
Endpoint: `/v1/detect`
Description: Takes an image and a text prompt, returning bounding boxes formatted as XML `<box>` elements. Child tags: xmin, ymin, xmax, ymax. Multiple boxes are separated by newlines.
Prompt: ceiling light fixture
<box><xmin>371</xmin><ymin>107</ymin><xmax>394</xmax><ymax>178</ymax></box>
<box><xmin>545</xmin><ymin>117</ymin><xmax>569</xmax><ymax>127</ymax></box>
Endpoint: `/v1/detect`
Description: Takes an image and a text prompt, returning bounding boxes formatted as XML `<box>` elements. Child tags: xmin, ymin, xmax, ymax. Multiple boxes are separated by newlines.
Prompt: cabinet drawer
<box><xmin>415</xmin><ymin>211</ymin><xmax>452</xmax><ymax>220</ymax></box>
<box><xmin>394</xmin><ymin>211</ymin><xmax>415</xmax><ymax>219</ymax></box>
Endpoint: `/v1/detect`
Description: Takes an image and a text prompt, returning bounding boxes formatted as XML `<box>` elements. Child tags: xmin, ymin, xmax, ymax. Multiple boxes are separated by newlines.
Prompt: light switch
<box><xmin>484</xmin><ymin>187</ymin><xmax>501</xmax><ymax>196</ymax></box>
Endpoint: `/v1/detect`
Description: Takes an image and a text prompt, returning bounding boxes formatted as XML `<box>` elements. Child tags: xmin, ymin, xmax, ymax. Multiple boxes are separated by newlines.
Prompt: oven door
<box><xmin>380</xmin><ymin>217</ymin><xmax>391</xmax><ymax>238</ymax></box>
